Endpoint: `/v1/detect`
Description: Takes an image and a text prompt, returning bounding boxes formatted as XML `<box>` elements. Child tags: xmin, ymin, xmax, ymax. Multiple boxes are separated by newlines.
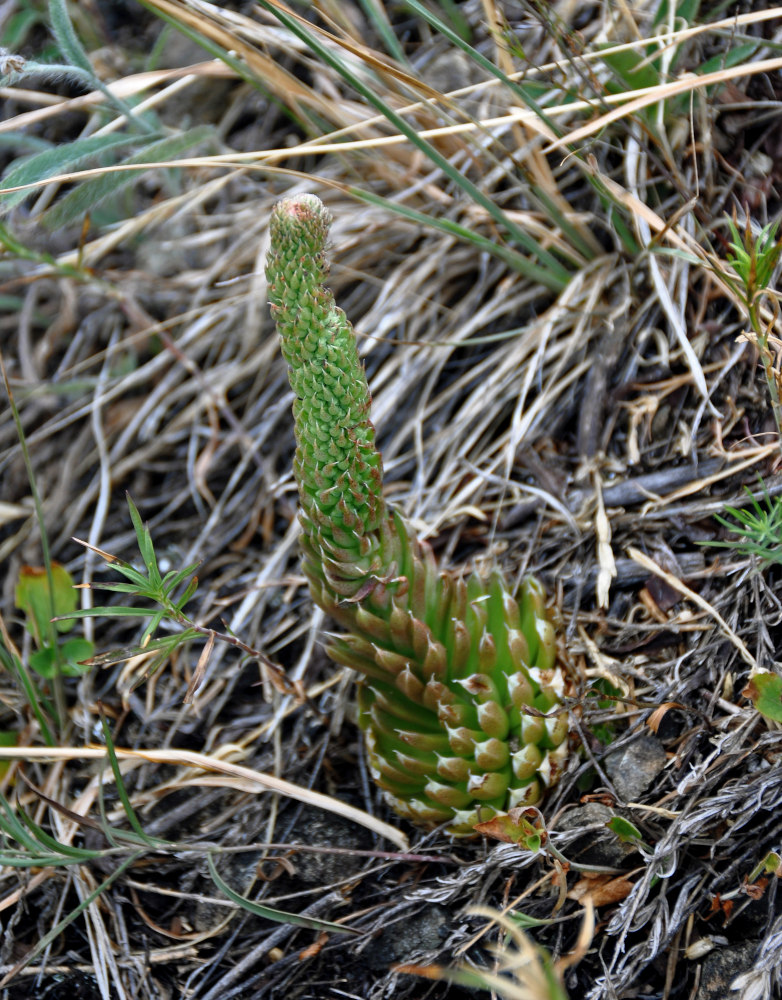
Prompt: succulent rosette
<box><xmin>267</xmin><ymin>194</ymin><xmax>568</xmax><ymax>835</ymax></box>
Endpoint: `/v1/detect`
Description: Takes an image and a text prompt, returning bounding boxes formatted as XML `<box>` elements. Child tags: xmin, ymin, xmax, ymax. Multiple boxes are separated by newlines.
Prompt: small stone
<box><xmin>604</xmin><ymin>734</ymin><xmax>667</xmax><ymax>801</ymax></box>
<box><xmin>694</xmin><ymin>941</ymin><xmax>757</xmax><ymax>1000</ymax></box>
<box><xmin>366</xmin><ymin>904</ymin><xmax>451</xmax><ymax>970</ymax></box>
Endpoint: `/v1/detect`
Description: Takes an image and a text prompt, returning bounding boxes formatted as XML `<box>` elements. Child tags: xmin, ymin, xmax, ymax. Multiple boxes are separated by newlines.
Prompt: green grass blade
<box><xmin>257</xmin><ymin>0</ymin><xmax>570</xmax><ymax>290</ymax></box>
<box><xmin>99</xmin><ymin>716</ymin><xmax>159</xmax><ymax>845</ymax></box>
<box><xmin>55</xmin><ymin>606</ymin><xmax>172</xmax><ymax>620</ymax></box>
<box><xmin>346</xmin><ymin>185</ymin><xmax>565</xmax><ymax>289</ymax></box>
<box><xmin>4</xmin><ymin>850</ymin><xmax>143</xmax><ymax>980</ymax></box>
<box><xmin>0</xmin><ymin>358</ymin><xmax>67</xmax><ymax>727</ymax></box>
<box><xmin>355</xmin><ymin>0</ymin><xmax>408</xmax><ymax>65</ymax></box>
<box><xmin>0</xmin><ymin>647</ymin><xmax>56</xmax><ymax>747</ymax></box>
<box><xmin>126</xmin><ymin>494</ymin><xmax>161</xmax><ymax>583</ymax></box>
<box><xmin>0</xmin><ymin>795</ymin><xmax>46</xmax><ymax>854</ymax></box>
<box><xmin>206</xmin><ymin>854</ymin><xmax>359</xmax><ymax>934</ymax></box>
<box><xmin>16</xmin><ymin>807</ymin><xmax>105</xmax><ymax>861</ymax></box>
<box><xmin>402</xmin><ymin>0</ymin><xmax>562</xmax><ymax>138</ymax></box>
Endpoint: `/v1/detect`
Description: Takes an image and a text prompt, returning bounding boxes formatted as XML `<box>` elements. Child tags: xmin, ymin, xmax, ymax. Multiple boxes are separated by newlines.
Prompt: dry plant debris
<box><xmin>1</xmin><ymin>1</ymin><xmax>782</xmax><ymax>998</ymax></box>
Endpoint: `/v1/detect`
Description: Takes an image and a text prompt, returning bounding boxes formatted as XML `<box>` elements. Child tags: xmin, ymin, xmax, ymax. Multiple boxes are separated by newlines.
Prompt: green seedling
<box><xmin>747</xmin><ymin>850</ymin><xmax>782</xmax><ymax>885</ymax></box>
<box><xmin>701</xmin><ymin>220</ymin><xmax>782</xmax><ymax>578</ymax></box>
<box><xmin>59</xmin><ymin>496</ymin><xmax>303</xmax><ymax>702</ymax></box>
<box><xmin>742</xmin><ymin>671</ymin><xmax>782</xmax><ymax>725</ymax></box>
<box><xmin>267</xmin><ymin>195</ymin><xmax>569</xmax><ymax>835</ymax></box>
<box><xmin>56</xmin><ymin>495</ymin><xmax>201</xmax><ymax>686</ymax></box>
<box><xmin>723</xmin><ymin>217</ymin><xmax>782</xmax><ymax>444</ymax></box>
<box><xmin>706</xmin><ymin>483</ymin><xmax>782</xmax><ymax>568</ymax></box>
<box><xmin>14</xmin><ymin>563</ymin><xmax>93</xmax><ymax>678</ymax></box>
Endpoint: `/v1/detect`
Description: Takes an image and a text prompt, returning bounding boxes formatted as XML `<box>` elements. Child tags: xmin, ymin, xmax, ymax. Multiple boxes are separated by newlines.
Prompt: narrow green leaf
<box><xmin>141</xmin><ymin>609</ymin><xmax>166</xmax><ymax>643</ymax></box>
<box><xmin>699</xmin><ymin>43</ymin><xmax>759</xmax><ymax>76</ymax></box>
<box><xmin>135</xmin><ymin>0</ymin><xmax>273</xmax><ymax>95</ymax></box>
<box><xmin>0</xmin><ymin>796</ymin><xmax>46</xmax><ymax>854</ymax></box>
<box><xmin>54</xmin><ymin>606</ymin><xmax>167</xmax><ymax>620</ymax></box>
<box><xmin>8</xmin><ymin>850</ymin><xmax>142</xmax><ymax>977</ymax></box>
<box><xmin>174</xmin><ymin>575</ymin><xmax>199</xmax><ymax>611</ymax></box>
<box><xmin>2</xmin><ymin>7</ymin><xmax>45</xmax><ymax>49</ymax></box>
<box><xmin>0</xmin><ymin>852</ymin><xmax>91</xmax><ymax>867</ymax></box>
<box><xmin>0</xmin><ymin>647</ymin><xmax>56</xmax><ymax>747</ymax></box>
<box><xmin>99</xmin><ymin>564</ymin><xmax>155</xmax><ymax>589</ymax></box>
<box><xmin>0</xmin><ymin>134</ymin><xmax>53</xmax><ymax>155</ymax></box>
<box><xmin>126</xmin><ymin>494</ymin><xmax>161</xmax><ymax>584</ymax></box>
<box><xmin>257</xmin><ymin>0</ymin><xmax>570</xmax><ymax>289</ymax></box>
<box><xmin>355</xmin><ymin>0</ymin><xmax>408</xmax><ymax>64</ymax></box>
<box><xmin>161</xmin><ymin>562</ymin><xmax>200</xmax><ymax>595</ymax></box>
<box><xmin>78</xmin><ymin>631</ymin><xmax>198</xmax><ymax>668</ymax></box>
<box><xmin>1</xmin><ymin>359</ymin><xmax>66</xmax><ymax>731</ymax></box>
<box><xmin>48</xmin><ymin>0</ymin><xmax>100</xmax><ymax>75</ymax></box>
<box><xmin>346</xmin><ymin>186</ymin><xmax>564</xmax><ymax>288</ymax></box>
<box><xmin>16</xmin><ymin>807</ymin><xmax>104</xmax><ymax>861</ymax></box>
<box><xmin>598</xmin><ymin>46</ymin><xmax>660</xmax><ymax>93</ymax></box>
<box><xmin>82</xmin><ymin>581</ymin><xmax>152</xmax><ymax>596</ymax></box>
<box><xmin>402</xmin><ymin>0</ymin><xmax>561</xmax><ymax>137</ymax></box>
<box><xmin>100</xmin><ymin>717</ymin><xmax>158</xmax><ymax>844</ymax></box>
<box><xmin>47</xmin><ymin>0</ymin><xmax>152</xmax><ymax>130</ymax></box>
<box><xmin>206</xmin><ymin>854</ymin><xmax>358</xmax><ymax>934</ymax></box>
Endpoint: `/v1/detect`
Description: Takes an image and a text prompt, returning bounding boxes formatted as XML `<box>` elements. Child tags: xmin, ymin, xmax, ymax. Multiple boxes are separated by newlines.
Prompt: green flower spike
<box><xmin>266</xmin><ymin>194</ymin><xmax>569</xmax><ymax>835</ymax></box>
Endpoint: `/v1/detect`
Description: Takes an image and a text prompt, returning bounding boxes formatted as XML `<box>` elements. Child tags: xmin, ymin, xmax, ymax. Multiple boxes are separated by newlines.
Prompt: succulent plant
<box><xmin>266</xmin><ymin>194</ymin><xmax>568</xmax><ymax>835</ymax></box>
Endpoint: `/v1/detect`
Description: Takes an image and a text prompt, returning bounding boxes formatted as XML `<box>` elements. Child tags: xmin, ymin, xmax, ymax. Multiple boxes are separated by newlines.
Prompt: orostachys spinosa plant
<box><xmin>266</xmin><ymin>194</ymin><xmax>569</xmax><ymax>835</ymax></box>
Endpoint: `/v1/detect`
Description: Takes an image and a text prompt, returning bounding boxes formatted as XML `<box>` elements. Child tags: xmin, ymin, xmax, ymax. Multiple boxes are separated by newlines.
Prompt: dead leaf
<box><xmin>567</xmin><ymin>874</ymin><xmax>635</xmax><ymax>907</ymax></box>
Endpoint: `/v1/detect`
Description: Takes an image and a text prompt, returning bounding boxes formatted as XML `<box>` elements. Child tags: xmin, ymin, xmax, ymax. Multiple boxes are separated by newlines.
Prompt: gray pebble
<box><xmin>604</xmin><ymin>734</ymin><xmax>667</xmax><ymax>801</ymax></box>
<box><xmin>694</xmin><ymin>941</ymin><xmax>757</xmax><ymax>1000</ymax></box>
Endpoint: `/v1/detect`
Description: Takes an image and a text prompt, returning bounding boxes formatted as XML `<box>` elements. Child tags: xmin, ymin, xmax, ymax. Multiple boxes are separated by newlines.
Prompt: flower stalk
<box><xmin>266</xmin><ymin>194</ymin><xmax>568</xmax><ymax>834</ymax></box>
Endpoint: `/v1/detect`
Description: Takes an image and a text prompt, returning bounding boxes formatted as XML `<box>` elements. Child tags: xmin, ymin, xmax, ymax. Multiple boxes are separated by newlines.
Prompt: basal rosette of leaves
<box><xmin>266</xmin><ymin>194</ymin><xmax>568</xmax><ymax>835</ymax></box>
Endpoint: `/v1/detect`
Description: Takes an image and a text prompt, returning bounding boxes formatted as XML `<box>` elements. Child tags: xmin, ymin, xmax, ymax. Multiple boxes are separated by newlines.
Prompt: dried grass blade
<box><xmin>626</xmin><ymin>546</ymin><xmax>757</xmax><ymax>670</ymax></box>
<box><xmin>547</xmin><ymin>56</ymin><xmax>782</xmax><ymax>153</ymax></box>
<box><xmin>0</xmin><ymin>747</ymin><xmax>409</xmax><ymax>849</ymax></box>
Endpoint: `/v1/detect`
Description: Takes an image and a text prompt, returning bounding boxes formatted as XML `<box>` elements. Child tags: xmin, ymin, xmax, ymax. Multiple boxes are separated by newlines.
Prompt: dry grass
<box><xmin>2</xmin><ymin>0</ymin><xmax>782</xmax><ymax>998</ymax></box>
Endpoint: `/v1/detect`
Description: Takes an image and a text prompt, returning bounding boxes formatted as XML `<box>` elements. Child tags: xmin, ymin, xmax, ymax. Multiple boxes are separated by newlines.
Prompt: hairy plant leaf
<box><xmin>41</xmin><ymin>125</ymin><xmax>213</xmax><ymax>230</ymax></box>
<box><xmin>0</xmin><ymin>134</ymin><xmax>151</xmax><ymax>213</ymax></box>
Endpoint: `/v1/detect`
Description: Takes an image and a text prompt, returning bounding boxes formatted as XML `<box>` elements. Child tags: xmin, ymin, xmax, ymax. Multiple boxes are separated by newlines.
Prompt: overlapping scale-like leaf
<box><xmin>267</xmin><ymin>194</ymin><xmax>568</xmax><ymax>835</ymax></box>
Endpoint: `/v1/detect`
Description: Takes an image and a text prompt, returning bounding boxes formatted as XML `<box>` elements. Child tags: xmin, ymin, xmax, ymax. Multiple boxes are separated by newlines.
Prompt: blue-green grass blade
<box><xmin>346</xmin><ymin>186</ymin><xmax>566</xmax><ymax>289</ymax></box>
<box><xmin>256</xmin><ymin>0</ymin><xmax>570</xmax><ymax>290</ymax></box>
<box><xmin>100</xmin><ymin>716</ymin><xmax>159</xmax><ymax>845</ymax></box>
<box><xmin>207</xmin><ymin>853</ymin><xmax>359</xmax><ymax>935</ymax></box>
